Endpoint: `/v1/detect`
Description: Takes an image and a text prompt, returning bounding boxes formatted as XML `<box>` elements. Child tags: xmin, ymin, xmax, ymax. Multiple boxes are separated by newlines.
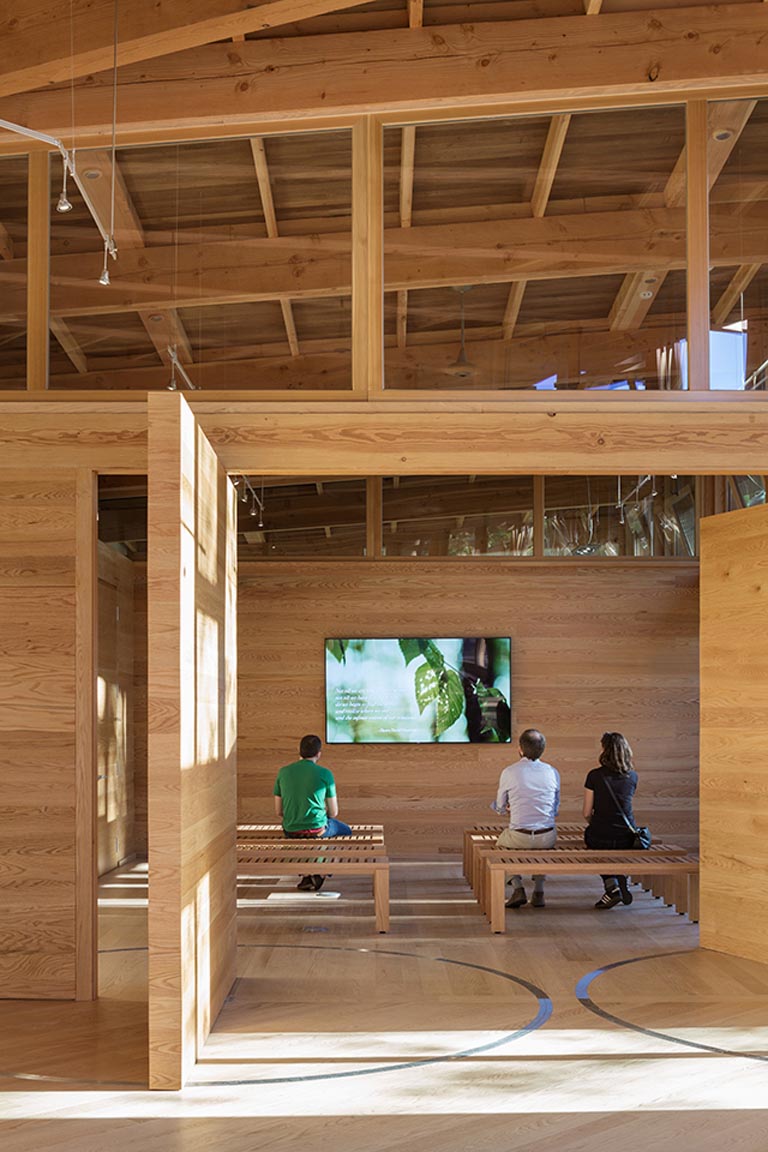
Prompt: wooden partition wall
<box><xmin>239</xmin><ymin>560</ymin><xmax>699</xmax><ymax>854</ymax></box>
<box><xmin>700</xmin><ymin>503</ymin><xmax>768</xmax><ymax>964</ymax></box>
<box><xmin>0</xmin><ymin>469</ymin><xmax>96</xmax><ymax>999</ymax></box>
<box><xmin>147</xmin><ymin>394</ymin><xmax>238</xmax><ymax>1090</ymax></box>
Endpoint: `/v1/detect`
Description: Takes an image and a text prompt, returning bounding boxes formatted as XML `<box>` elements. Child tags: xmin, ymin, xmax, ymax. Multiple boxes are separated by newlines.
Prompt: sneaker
<box><xmin>531</xmin><ymin>891</ymin><xmax>546</xmax><ymax>908</ymax></box>
<box><xmin>505</xmin><ymin>886</ymin><xmax>527</xmax><ymax>909</ymax></box>
<box><xmin>310</xmin><ymin>874</ymin><xmax>325</xmax><ymax>891</ymax></box>
<box><xmin>296</xmin><ymin>875</ymin><xmax>315</xmax><ymax>891</ymax></box>
<box><xmin>594</xmin><ymin>888</ymin><xmax>621</xmax><ymax>909</ymax></box>
<box><xmin>618</xmin><ymin>878</ymin><xmax>633</xmax><ymax>906</ymax></box>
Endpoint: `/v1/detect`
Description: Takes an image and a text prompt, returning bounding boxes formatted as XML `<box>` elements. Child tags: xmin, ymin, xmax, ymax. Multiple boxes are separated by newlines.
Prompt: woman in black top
<box><xmin>583</xmin><ymin>732</ymin><xmax>639</xmax><ymax>909</ymax></box>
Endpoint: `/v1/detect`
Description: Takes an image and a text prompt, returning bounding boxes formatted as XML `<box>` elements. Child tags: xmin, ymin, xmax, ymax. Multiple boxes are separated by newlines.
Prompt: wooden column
<box><xmin>26</xmin><ymin>151</ymin><xmax>50</xmax><ymax>391</ymax></box>
<box><xmin>686</xmin><ymin>101</ymin><xmax>710</xmax><ymax>391</ymax></box>
<box><xmin>533</xmin><ymin>476</ymin><xmax>545</xmax><ymax>558</ymax></box>
<box><xmin>147</xmin><ymin>392</ymin><xmax>238</xmax><ymax>1089</ymax></box>
<box><xmin>352</xmin><ymin>117</ymin><xmax>384</xmax><ymax>397</ymax></box>
<box><xmin>75</xmin><ymin>469</ymin><xmax>98</xmax><ymax>1000</ymax></box>
<box><xmin>366</xmin><ymin>477</ymin><xmax>383</xmax><ymax>557</ymax></box>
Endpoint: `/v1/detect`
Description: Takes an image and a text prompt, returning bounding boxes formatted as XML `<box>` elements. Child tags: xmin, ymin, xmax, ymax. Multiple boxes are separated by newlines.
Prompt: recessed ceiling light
<box><xmin>84</xmin><ymin>169</ymin><xmax>101</xmax><ymax>180</ymax></box>
<box><xmin>712</xmin><ymin>128</ymin><xmax>733</xmax><ymax>142</ymax></box>
<box><xmin>148</xmin><ymin>314</ymin><xmax>164</xmax><ymax>322</ymax></box>
<box><xmin>639</xmin><ymin>290</ymin><xmax>654</xmax><ymax>299</ymax></box>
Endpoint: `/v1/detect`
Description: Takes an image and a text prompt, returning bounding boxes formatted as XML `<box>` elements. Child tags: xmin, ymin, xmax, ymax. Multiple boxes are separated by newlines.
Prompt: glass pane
<box><xmin>709</xmin><ymin>98</ymin><xmax>768</xmax><ymax>390</ymax></box>
<box><xmin>733</xmin><ymin>475</ymin><xmax>766</xmax><ymax>508</ymax></box>
<box><xmin>383</xmin><ymin>477</ymin><xmax>534</xmax><ymax>556</ymax></box>
<box><xmin>0</xmin><ymin>155</ymin><xmax>28</xmax><ymax>390</ymax></box>
<box><xmin>49</xmin><ymin>131</ymin><xmax>353</xmax><ymax>392</ymax></box>
<box><xmin>384</xmin><ymin>106</ymin><xmax>686</xmax><ymax>392</ymax></box>
<box><xmin>240</xmin><ymin>478</ymin><xmax>366</xmax><ymax>558</ymax></box>
<box><xmin>544</xmin><ymin>476</ymin><xmax>696</xmax><ymax>558</ymax></box>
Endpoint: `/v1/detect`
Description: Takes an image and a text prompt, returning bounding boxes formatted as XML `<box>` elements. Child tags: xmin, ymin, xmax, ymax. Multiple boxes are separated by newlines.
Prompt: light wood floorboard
<box><xmin>0</xmin><ymin>860</ymin><xmax>767</xmax><ymax>1151</ymax></box>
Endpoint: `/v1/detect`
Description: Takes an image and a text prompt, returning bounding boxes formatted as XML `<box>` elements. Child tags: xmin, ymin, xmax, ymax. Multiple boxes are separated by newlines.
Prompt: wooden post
<box><xmin>352</xmin><ymin>117</ymin><xmax>384</xmax><ymax>397</ymax></box>
<box><xmin>533</xmin><ymin>476</ymin><xmax>545</xmax><ymax>557</ymax></box>
<box><xmin>75</xmin><ymin>469</ymin><xmax>98</xmax><ymax>1000</ymax></box>
<box><xmin>686</xmin><ymin>101</ymin><xmax>710</xmax><ymax>391</ymax></box>
<box><xmin>26</xmin><ymin>151</ymin><xmax>50</xmax><ymax>390</ymax></box>
<box><xmin>366</xmin><ymin>476</ymin><xmax>383</xmax><ymax>557</ymax></box>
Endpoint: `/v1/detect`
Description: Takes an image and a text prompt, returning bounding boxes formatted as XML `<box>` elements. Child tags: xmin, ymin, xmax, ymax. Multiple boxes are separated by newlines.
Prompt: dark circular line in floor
<box><xmin>576</xmin><ymin>949</ymin><xmax>768</xmax><ymax>1064</ymax></box>
<box><xmin>191</xmin><ymin>942</ymin><xmax>552</xmax><ymax>1087</ymax></box>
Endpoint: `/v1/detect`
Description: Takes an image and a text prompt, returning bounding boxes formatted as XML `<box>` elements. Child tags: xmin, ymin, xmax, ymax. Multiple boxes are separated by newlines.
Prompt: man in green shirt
<box><xmin>273</xmin><ymin>734</ymin><xmax>351</xmax><ymax>890</ymax></box>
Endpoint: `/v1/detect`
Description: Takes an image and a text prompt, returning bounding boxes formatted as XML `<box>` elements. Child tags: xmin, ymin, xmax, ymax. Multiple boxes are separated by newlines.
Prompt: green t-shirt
<box><xmin>273</xmin><ymin>759</ymin><xmax>336</xmax><ymax>833</ymax></box>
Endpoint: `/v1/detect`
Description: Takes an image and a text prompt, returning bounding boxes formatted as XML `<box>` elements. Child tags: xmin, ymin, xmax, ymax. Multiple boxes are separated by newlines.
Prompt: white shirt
<box><xmin>492</xmin><ymin>756</ymin><xmax>560</xmax><ymax>829</ymax></box>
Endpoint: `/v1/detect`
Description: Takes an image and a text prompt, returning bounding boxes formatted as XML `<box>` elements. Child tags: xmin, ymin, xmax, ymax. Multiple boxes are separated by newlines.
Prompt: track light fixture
<box><xmin>166</xmin><ymin>345</ymin><xmax>198</xmax><ymax>390</ymax></box>
<box><xmin>56</xmin><ymin>166</ymin><xmax>73</xmax><ymax>213</ymax></box>
<box><xmin>236</xmin><ymin>476</ymin><xmax>266</xmax><ymax>524</ymax></box>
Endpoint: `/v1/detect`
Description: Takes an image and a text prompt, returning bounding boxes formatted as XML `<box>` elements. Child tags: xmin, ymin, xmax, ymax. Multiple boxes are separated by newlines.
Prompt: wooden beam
<box><xmin>26</xmin><ymin>151</ymin><xmax>49</xmax><ymax>391</ymax></box>
<box><xmin>610</xmin><ymin>99</ymin><xmax>756</xmax><ymax>332</ymax></box>
<box><xmin>352</xmin><ymin>118</ymin><xmax>384</xmax><ymax>397</ymax></box>
<box><xmin>663</xmin><ymin>100</ymin><xmax>757</xmax><ymax>210</ymax></box>
<box><xmin>5</xmin><ymin>202</ymin><xmax>767</xmax><ymax>322</ymax></box>
<box><xmin>3</xmin><ymin>7</ymin><xmax>768</xmax><ymax>147</ymax></box>
<box><xmin>0</xmin><ymin>221</ymin><xmax>13</xmax><ymax>261</ymax></box>
<box><xmin>505</xmin><ymin>112</ymin><xmax>570</xmax><ymax>338</ymax></box>
<box><xmin>0</xmin><ymin>0</ymin><xmax>378</xmax><ymax>99</ymax></box>
<box><xmin>50</xmin><ymin>317</ymin><xmax>88</xmax><ymax>374</ymax></box>
<box><xmin>502</xmin><ymin>282</ymin><xmax>526</xmax><ymax>341</ymax></box>
<box><xmin>249</xmin><ymin>137</ymin><xmax>300</xmax><ymax>356</ymax></box>
<box><xmin>531</xmin><ymin>114</ymin><xmax>571</xmax><ymax>220</ymax></box>
<box><xmin>712</xmin><ymin>263</ymin><xmax>762</xmax><ymax>328</ymax></box>
<box><xmin>584</xmin><ymin>0</ymin><xmax>603</xmax><ymax>12</ymax></box>
<box><xmin>138</xmin><ymin>309</ymin><xmax>194</xmax><ymax>366</ymax></box>
<box><xmin>686</xmin><ymin>101</ymin><xmax>710</xmax><ymax>391</ymax></box>
<box><xmin>48</xmin><ymin>323</ymin><xmax>695</xmax><ymax>392</ymax></box>
<box><xmin>366</xmin><ymin>477</ymin><xmax>383</xmax><ymax>557</ymax></box>
<box><xmin>196</xmin><ymin>399</ymin><xmax>768</xmax><ymax>476</ymax></box>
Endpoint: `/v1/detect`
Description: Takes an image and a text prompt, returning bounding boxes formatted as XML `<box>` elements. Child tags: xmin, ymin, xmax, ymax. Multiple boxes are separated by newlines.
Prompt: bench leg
<box><xmin>672</xmin><ymin>873</ymin><xmax>688</xmax><ymax>916</ymax></box>
<box><xmin>490</xmin><ymin>870</ymin><xmax>506</xmax><ymax>934</ymax></box>
<box><xmin>374</xmin><ymin>868</ymin><xmax>390</xmax><ymax>933</ymax></box>
<box><xmin>688</xmin><ymin>874</ymin><xmax>700</xmax><ymax>923</ymax></box>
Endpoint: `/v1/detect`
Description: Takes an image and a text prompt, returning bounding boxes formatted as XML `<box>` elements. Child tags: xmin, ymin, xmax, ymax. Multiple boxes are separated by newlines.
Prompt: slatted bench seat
<box><xmin>481</xmin><ymin>850</ymin><xmax>699</xmax><ymax>933</ymax></box>
<box><xmin>238</xmin><ymin>822</ymin><xmax>384</xmax><ymax>842</ymax></box>
<box><xmin>476</xmin><ymin>842</ymin><xmax>691</xmax><ymax>918</ymax></box>
<box><xmin>463</xmin><ymin>823</ymin><xmax>584</xmax><ymax>896</ymax></box>
<box><xmin>237</xmin><ymin>844</ymin><xmax>390</xmax><ymax>933</ymax></box>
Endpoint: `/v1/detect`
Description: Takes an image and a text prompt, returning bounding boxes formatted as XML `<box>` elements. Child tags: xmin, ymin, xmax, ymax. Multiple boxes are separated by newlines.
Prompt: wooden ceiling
<box><xmin>1</xmin><ymin>1</ymin><xmax>767</xmax><ymax>393</ymax></box>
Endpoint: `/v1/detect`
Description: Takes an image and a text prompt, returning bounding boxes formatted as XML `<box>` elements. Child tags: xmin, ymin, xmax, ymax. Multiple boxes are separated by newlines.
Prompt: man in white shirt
<box><xmin>491</xmin><ymin>728</ymin><xmax>560</xmax><ymax>910</ymax></box>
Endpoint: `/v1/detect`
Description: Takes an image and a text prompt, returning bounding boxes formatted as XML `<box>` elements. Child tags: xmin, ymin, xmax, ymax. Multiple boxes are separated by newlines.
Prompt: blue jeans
<box><xmin>285</xmin><ymin>818</ymin><xmax>352</xmax><ymax>839</ymax></box>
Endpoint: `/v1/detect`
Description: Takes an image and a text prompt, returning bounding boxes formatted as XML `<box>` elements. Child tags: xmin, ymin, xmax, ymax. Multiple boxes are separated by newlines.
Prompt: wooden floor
<box><xmin>1</xmin><ymin>860</ymin><xmax>768</xmax><ymax>1151</ymax></box>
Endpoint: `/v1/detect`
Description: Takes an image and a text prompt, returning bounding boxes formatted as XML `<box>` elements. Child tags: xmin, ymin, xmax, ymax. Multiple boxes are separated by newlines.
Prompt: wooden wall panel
<box><xmin>97</xmin><ymin>543</ymin><xmax>136</xmax><ymax>875</ymax></box>
<box><xmin>133</xmin><ymin>567</ymin><xmax>148</xmax><ymax>857</ymax></box>
<box><xmin>700</xmin><ymin>503</ymin><xmax>768</xmax><ymax>964</ymax></box>
<box><xmin>238</xmin><ymin>561</ymin><xmax>699</xmax><ymax>855</ymax></box>
<box><xmin>0</xmin><ymin>469</ymin><xmax>97</xmax><ymax>999</ymax></box>
<box><xmin>147</xmin><ymin>394</ymin><xmax>237</xmax><ymax>1091</ymax></box>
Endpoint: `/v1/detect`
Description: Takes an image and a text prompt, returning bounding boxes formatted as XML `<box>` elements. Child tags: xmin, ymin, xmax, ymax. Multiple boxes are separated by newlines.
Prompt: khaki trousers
<box><xmin>495</xmin><ymin>827</ymin><xmax>558</xmax><ymax>890</ymax></box>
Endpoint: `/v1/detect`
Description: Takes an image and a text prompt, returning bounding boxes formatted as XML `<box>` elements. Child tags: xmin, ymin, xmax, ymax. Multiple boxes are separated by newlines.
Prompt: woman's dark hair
<box><xmin>599</xmin><ymin>731</ymin><xmax>634</xmax><ymax>776</ymax></box>
<box><xmin>299</xmin><ymin>734</ymin><xmax>322</xmax><ymax>759</ymax></box>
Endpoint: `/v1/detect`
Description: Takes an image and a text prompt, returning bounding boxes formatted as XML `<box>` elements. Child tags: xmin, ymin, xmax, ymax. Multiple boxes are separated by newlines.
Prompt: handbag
<box><xmin>604</xmin><ymin>777</ymin><xmax>651</xmax><ymax>850</ymax></box>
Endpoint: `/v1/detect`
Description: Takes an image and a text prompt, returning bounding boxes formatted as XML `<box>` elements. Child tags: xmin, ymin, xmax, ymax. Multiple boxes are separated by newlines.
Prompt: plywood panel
<box><xmin>97</xmin><ymin>544</ymin><xmax>136</xmax><ymax>875</ymax></box>
<box><xmin>0</xmin><ymin>469</ymin><xmax>97</xmax><ymax>999</ymax></box>
<box><xmin>700</xmin><ymin>502</ymin><xmax>768</xmax><ymax>965</ymax></box>
<box><xmin>147</xmin><ymin>393</ymin><xmax>237</xmax><ymax>1090</ymax></box>
<box><xmin>238</xmin><ymin>561</ymin><xmax>699</xmax><ymax>856</ymax></box>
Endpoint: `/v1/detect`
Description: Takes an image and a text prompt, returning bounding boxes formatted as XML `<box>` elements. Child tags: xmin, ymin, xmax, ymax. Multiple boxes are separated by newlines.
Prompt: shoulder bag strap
<box><xmin>603</xmin><ymin>776</ymin><xmax>638</xmax><ymax>834</ymax></box>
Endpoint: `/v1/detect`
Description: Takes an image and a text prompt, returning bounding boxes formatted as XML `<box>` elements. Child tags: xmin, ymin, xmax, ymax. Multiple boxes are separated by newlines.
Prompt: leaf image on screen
<box><xmin>325</xmin><ymin>637</ymin><xmax>511</xmax><ymax>744</ymax></box>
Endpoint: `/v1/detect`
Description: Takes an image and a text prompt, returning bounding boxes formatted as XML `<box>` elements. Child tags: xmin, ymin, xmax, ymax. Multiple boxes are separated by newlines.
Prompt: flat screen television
<box><xmin>325</xmin><ymin>637</ymin><xmax>511</xmax><ymax>744</ymax></box>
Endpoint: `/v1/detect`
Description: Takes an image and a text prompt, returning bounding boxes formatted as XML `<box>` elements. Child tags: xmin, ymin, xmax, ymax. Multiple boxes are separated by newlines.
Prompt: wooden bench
<box><xmin>237</xmin><ymin>843</ymin><xmax>390</xmax><ymax>933</ymax></box>
<box><xmin>463</xmin><ymin>823</ymin><xmax>584</xmax><ymax>896</ymax></box>
<box><xmin>481</xmin><ymin>849</ymin><xmax>699</xmax><ymax>933</ymax></box>
<box><xmin>476</xmin><ymin>842</ymin><xmax>691</xmax><ymax>918</ymax></box>
<box><xmin>238</xmin><ymin>822</ymin><xmax>384</xmax><ymax>842</ymax></box>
